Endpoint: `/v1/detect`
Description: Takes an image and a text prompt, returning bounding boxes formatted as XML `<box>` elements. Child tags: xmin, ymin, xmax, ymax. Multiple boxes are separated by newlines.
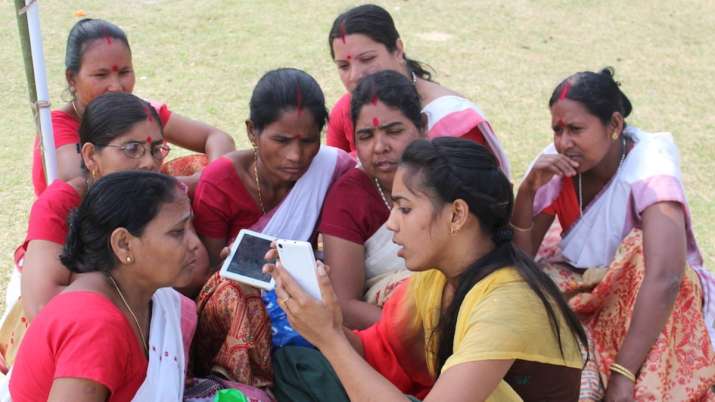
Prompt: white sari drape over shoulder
<box><xmin>132</xmin><ymin>287</ymin><xmax>194</xmax><ymax>401</ymax></box>
<box><xmin>251</xmin><ymin>146</ymin><xmax>348</xmax><ymax>240</ymax></box>
<box><xmin>422</xmin><ymin>95</ymin><xmax>511</xmax><ymax>178</ymax></box>
<box><xmin>363</xmin><ymin>223</ymin><xmax>412</xmax><ymax>305</ymax></box>
<box><xmin>529</xmin><ymin>126</ymin><xmax>715</xmax><ymax>347</ymax></box>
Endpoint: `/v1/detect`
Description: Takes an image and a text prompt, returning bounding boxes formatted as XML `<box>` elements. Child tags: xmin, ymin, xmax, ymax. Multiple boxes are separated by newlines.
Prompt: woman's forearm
<box><xmin>613</xmin><ymin>271</ymin><xmax>682</xmax><ymax>375</ymax></box>
<box><xmin>321</xmin><ymin>334</ymin><xmax>409</xmax><ymax>402</ymax></box>
<box><xmin>205</xmin><ymin>130</ymin><xmax>235</xmax><ymax>161</ymax></box>
<box><xmin>615</xmin><ymin>202</ymin><xmax>687</xmax><ymax>378</ymax></box>
<box><xmin>511</xmin><ymin>183</ymin><xmax>537</xmax><ymax>255</ymax></box>
<box><xmin>343</xmin><ymin>327</ymin><xmax>365</xmax><ymax>356</ymax></box>
<box><xmin>343</xmin><ymin>299</ymin><xmax>383</xmax><ymax>330</ymax></box>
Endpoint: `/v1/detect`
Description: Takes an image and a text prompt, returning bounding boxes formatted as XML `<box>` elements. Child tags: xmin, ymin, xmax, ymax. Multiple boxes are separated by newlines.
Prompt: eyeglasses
<box><xmin>99</xmin><ymin>141</ymin><xmax>171</xmax><ymax>160</ymax></box>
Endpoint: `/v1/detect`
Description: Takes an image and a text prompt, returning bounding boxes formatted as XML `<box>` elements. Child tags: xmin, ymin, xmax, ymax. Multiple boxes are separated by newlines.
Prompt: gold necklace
<box><xmin>71</xmin><ymin>100</ymin><xmax>82</xmax><ymax>119</ymax></box>
<box><xmin>253</xmin><ymin>152</ymin><xmax>266</xmax><ymax>214</ymax></box>
<box><xmin>108</xmin><ymin>275</ymin><xmax>149</xmax><ymax>355</ymax></box>
<box><xmin>373</xmin><ymin>177</ymin><xmax>392</xmax><ymax>210</ymax></box>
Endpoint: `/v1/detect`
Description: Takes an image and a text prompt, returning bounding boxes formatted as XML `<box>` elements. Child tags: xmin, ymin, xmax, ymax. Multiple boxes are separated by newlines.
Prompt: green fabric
<box><xmin>213</xmin><ymin>389</ymin><xmax>249</xmax><ymax>402</ymax></box>
<box><xmin>272</xmin><ymin>346</ymin><xmax>350</xmax><ymax>402</ymax></box>
<box><xmin>271</xmin><ymin>346</ymin><xmax>423</xmax><ymax>402</ymax></box>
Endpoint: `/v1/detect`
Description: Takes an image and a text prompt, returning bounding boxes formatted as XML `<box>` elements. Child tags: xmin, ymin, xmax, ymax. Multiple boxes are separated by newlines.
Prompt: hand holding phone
<box><xmin>219</xmin><ymin>229</ymin><xmax>276</xmax><ymax>290</ymax></box>
<box><xmin>276</xmin><ymin>239</ymin><xmax>322</xmax><ymax>301</ymax></box>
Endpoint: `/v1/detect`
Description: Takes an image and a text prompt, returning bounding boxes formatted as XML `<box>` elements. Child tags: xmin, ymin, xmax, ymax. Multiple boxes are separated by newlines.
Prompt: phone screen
<box><xmin>226</xmin><ymin>233</ymin><xmax>273</xmax><ymax>282</ymax></box>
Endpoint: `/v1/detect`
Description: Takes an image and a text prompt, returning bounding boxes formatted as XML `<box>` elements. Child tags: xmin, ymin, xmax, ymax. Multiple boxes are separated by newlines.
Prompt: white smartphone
<box><xmin>276</xmin><ymin>239</ymin><xmax>322</xmax><ymax>301</ymax></box>
<box><xmin>219</xmin><ymin>229</ymin><xmax>276</xmax><ymax>291</ymax></box>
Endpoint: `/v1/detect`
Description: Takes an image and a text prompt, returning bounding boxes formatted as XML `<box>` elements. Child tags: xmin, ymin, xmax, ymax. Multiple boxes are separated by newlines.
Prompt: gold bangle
<box><xmin>610</xmin><ymin>363</ymin><xmax>636</xmax><ymax>383</ymax></box>
<box><xmin>509</xmin><ymin>221</ymin><xmax>534</xmax><ymax>232</ymax></box>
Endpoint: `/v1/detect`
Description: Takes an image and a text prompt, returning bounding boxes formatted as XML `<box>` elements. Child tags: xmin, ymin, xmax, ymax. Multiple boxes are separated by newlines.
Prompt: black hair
<box><xmin>79</xmin><ymin>92</ymin><xmax>162</xmax><ymax>149</ymax></box>
<box><xmin>399</xmin><ymin>137</ymin><xmax>588</xmax><ymax>374</ymax></box>
<box><xmin>328</xmin><ymin>4</ymin><xmax>433</xmax><ymax>81</ymax></box>
<box><xmin>65</xmin><ymin>18</ymin><xmax>130</xmax><ymax>76</ymax></box>
<box><xmin>249</xmin><ymin>68</ymin><xmax>328</xmax><ymax>133</ymax></box>
<box><xmin>549</xmin><ymin>67</ymin><xmax>633</xmax><ymax>127</ymax></box>
<box><xmin>60</xmin><ymin>171</ymin><xmax>179</xmax><ymax>274</ymax></box>
<box><xmin>350</xmin><ymin>70</ymin><xmax>424</xmax><ymax>131</ymax></box>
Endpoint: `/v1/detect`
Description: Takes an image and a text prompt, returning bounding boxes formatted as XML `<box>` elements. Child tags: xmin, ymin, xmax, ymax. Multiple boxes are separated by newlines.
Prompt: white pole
<box><xmin>25</xmin><ymin>0</ymin><xmax>57</xmax><ymax>184</ymax></box>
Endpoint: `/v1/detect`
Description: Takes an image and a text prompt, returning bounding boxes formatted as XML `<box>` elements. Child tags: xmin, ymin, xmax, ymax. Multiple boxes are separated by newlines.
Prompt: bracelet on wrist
<box><xmin>509</xmin><ymin>221</ymin><xmax>534</xmax><ymax>232</ymax></box>
<box><xmin>610</xmin><ymin>363</ymin><xmax>636</xmax><ymax>383</ymax></box>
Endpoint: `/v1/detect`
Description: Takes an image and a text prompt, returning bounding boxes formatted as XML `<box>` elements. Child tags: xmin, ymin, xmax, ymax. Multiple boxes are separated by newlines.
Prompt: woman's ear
<box><xmin>609</xmin><ymin>112</ymin><xmax>625</xmax><ymax>136</ymax></box>
<box><xmin>66</xmin><ymin>69</ymin><xmax>76</xmax><ymax>94</ymax></box>
<box><xmin>81</xmin><ymin>143</ymin><xmax>100</xmax><ymax>178</ymax></box>
<box><xmin>419</xmin><ymin>113</ymin><xmax>428</xmax><ymax>137</ymax></box>
<box><xmin>449</xmin><ymin>199</ymin><xmax>470</xmax><ymax>234</ymax></box>
<box><xmin>394</xmin><ymin>38</ymin><xmax>406</xmax><ymax>62</ymax></box>
<box><xmin>245</xmin><ymin>120</ymin><xmax>258</xmax><ymax>147</ymax></box>
<box><xmin>109</xmin><ymin>227</ymin><xmax>135</xmax><ymax>265</ymax></box>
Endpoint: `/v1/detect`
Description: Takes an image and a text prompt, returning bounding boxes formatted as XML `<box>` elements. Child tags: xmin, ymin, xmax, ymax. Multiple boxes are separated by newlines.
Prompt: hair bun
<box><xmin>599</xmin><ymin>66</ymin><xmax>615</xmax><ymax>79</ymax></box>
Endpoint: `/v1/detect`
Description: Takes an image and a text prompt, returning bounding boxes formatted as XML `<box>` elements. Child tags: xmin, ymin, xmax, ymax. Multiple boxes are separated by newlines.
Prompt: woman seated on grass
<box><xmin>11</xmin><ymin>171</ymin><xmax>199</xmax><ymax>401</ymax></box>
<box><xmin>32</xmin><ymin>18</ymin><xmax>234</xmax><ymax>197</ymax></box>
<box><xmin>18</xmin><ymin>92</ymin><xmax>209</xmax><ymax>323</ymax></box>
<box><xmin>267</xmin><ymin>137</ymin><xmax>587</xmax><ymax>402</ymax></box>
<box><xmin>325</xmin><ymin>4</ymin><xmax>510</xmax><ymax>176</ymax></box>
<box><xmin>189</xmin><ymin>68</ymin><xmax>353</xmax><ymax>391</ymax></box>
<box><xmin>511</xmin><ymin>68</ymin><xmax>715</xmax><ymax>400</ymax></box>
<box><xmin>320</xmin><ymin>70</ymin><xmax>425</xmax><ymax>329</ymax></box>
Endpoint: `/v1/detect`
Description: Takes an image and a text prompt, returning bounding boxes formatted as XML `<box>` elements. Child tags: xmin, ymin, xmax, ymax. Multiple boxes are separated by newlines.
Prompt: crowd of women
<box><xmin>0</xmin><ymin>3</ymin><xmax>713</xmax><ymax>402</ymax></box>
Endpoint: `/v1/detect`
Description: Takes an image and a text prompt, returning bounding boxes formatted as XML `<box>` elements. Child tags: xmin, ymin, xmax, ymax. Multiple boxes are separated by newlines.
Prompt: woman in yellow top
<box><xmin>265</xmin><ymin>138</ymin><xmax>587</xmax><ymax>401</ymax></box>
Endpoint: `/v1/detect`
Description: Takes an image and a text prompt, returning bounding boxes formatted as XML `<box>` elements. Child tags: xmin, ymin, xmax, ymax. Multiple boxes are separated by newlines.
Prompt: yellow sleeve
<box><xmin>442</xmin><ymin>278</ymin><xmax>582</xmax><ymax>373</ymax></box>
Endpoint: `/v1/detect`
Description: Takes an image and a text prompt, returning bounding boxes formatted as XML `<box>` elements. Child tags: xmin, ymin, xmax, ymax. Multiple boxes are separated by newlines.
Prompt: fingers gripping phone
<box><xmin>276</xmin><ymin>240</ymin><xmax>322</xmax><ymax>301</ymax></box>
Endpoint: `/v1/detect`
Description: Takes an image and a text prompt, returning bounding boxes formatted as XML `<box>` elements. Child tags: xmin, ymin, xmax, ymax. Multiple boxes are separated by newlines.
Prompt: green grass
<box><xmin>1</xmin><ymin>0</ymin><xmax>713</xmax><ymax>307</ymax></box>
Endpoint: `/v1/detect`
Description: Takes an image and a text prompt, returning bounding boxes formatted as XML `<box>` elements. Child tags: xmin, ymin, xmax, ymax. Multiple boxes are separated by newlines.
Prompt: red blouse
<box><xmin>541</xmin><ymin>177</ymin><xmax>580</xmax><ymax>233</ymax></box>
<box><xmin>319</xmin><ymin>167</ymin><xmax>389</xmax><ymax>244</ymax></box>
<box><xmin>14</xmin><ymin>180</ymin><xmax>81</xmax><ymax>268</ymax></box>
<box><xmin>191</xmin><ymin>156</ymin><xmax>262</xmax><ymax>241</ymax></box>
<box><xmin>10</xmin><ymin>292</ymin><xmax>148</xmax><ymax>401</ymax></box>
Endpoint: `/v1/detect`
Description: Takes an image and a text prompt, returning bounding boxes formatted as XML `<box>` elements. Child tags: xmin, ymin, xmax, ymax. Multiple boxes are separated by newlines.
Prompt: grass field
<box><xmin>1</xmin><ymin>0</ymin><xmax>713</xmax><ymax>306</ymax></box>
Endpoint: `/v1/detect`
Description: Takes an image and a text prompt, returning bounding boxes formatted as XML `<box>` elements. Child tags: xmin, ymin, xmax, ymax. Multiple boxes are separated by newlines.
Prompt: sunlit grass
<box><xmin>1</xmin><ymin>0</ymin><xmax>713</xmax><ymax>306</ymax></box>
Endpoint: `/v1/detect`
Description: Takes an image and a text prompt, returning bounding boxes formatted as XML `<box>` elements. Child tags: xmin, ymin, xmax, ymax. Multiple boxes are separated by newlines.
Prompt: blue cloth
<box><xmin>263</xmin><ymin>290</ymin><xmax>312</xmax><ymax>348</ymax></box>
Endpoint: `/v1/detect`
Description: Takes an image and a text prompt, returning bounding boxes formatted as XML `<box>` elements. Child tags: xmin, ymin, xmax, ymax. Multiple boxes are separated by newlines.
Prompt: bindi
<box><xmin>146</xmin><ymin>136</ymin><xmax>152</xmax><ymax>144</ymax></box>
<box><xmin>372</xmin><ymin>117</ymin><xmax>380</xmax><ymax>127</ymax></box>
<box><xmin>111</xmin><ymin>65</ymin><xmax>118</xmax><ymax>72</ymax></box>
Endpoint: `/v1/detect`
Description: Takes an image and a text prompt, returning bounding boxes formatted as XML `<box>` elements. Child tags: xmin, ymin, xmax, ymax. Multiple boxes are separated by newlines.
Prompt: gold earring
<box><xmin>612</xmin><ymin>131</ymin><xmax>619</xmax><ymax>140</ymax></box>
<box><xmin>126</xmin><ymin>256</ymin><xmax>133</xmax><ymax>263</ymax></box>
